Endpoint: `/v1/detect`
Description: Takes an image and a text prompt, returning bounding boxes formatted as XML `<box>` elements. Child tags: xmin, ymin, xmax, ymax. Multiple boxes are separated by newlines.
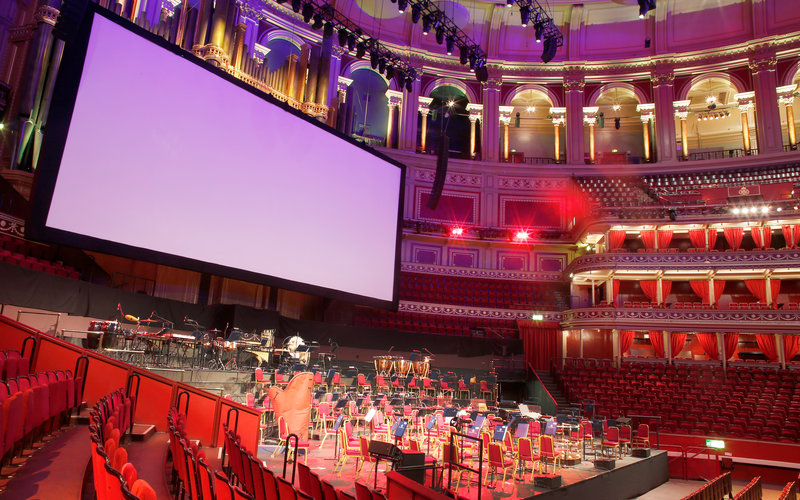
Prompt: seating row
<box><xmin>353</xmin><ymin>309</ymin><xmax>519</xmax><ymax>338</ymax></box>
<box><xmin>0</xmin><ymin>349</ymin><xmax>30</xmax><ymax>380</ymax></box>
<box><xmin>678</xmin><ymin>472</ymin><xmax>733</xmax><ymax>500</ymax></box>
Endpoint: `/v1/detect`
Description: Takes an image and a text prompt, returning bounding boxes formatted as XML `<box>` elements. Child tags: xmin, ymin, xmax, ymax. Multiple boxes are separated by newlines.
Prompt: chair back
<box><xmin>214</xmin><ymin>472</ymin><xmax>234</xmax><ymax>500</ymax></box>
<box><xmin>355</xmin><ymin>482</ymin><xmax>372</xmax><ymax>500</ymax></box>
<box><xmin>636</xmin><ymin>424</ymin><xmax>649</xmax><ymax>439</ymax></box>
<box><xmin>320</xmin><ymin>480</ymin><xmax>338</xmax><ymax>500</ymax></box>
<box><xmin>620</xmin><ymin>424</ymin><xmax>632</xmax><ymax>440</ymax></box>
<box><xmin>279</xmin><ymin>416</ymin><xmax>288</xmax><ymax>439</ymax></box>
<box><xmin>276</xmin><ymin>477</ymin><xmax>297</xmax><ymax>500</ymax></box>
<box><xmin>581</xmin><ymin>420</ymin><xmax>593</xmax><ymax>437</ymax></box>
<box><xmin>359</xmin><ymin>436</ymin><xmax>371</xmax><ymax>460</ymax></box>
<box><xmin>262</xmin><ymin>468</ymin><xmax>279</xmax><ymax>500</ymax></box>
<box><xmin>540</xmin><ymin>435</ymin><xmax>555</xmax><ymax>457</ymax></box>
<box><xmin>607</xmin><ymin>426</ymin><xmax>620</xmax><ymax>443</ymax></box>
<box><xmin>518</xmin><ymin>437</ymin><xmax>533</xmax><ymax>460</ymax></box>
<box><xmin>248</xmin><ymin>455</ymin><xmax>266</xmax><ymax>500</ymax></box>
<box><xmin>297</xmin><ymin>462</ymin><xmax>312</xmax><ymax>496</ymax></box>
<box><xmin>529</xmin><ymin>421</ymin><xmax>541</xmax><ymax>436</ymax></box>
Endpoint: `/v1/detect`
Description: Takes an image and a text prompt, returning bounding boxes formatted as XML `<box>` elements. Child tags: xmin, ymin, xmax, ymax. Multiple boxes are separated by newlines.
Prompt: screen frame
<box><xmin>29</xmin><ymin>4</ymin><xmax>405</xmax><ymax>310</ymax></box>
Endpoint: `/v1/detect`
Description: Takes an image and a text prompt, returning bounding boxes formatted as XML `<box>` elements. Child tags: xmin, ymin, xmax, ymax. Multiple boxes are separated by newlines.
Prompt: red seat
<box><xmin>214</xmin><ymin>472</ymin><xmax>235</xmax><ymax>500</ymax></box>
<box><xmin>276</xmin><ymin>476</ymin><xmax>297</xmax><ymax>500</ymax></box>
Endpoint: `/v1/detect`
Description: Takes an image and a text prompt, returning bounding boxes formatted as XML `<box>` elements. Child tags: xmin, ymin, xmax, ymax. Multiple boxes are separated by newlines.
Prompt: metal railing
<box><xmin>681</xmin><ymin>148</ymin><xmax>759</xmax><ymax>161</ymax></box>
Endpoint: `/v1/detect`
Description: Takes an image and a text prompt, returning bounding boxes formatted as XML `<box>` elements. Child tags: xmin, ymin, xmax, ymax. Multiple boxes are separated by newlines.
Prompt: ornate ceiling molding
<box><xmin>399</xmin><ymin>301</ymin><xmax>562</xmax><ymax>322</ymax></box>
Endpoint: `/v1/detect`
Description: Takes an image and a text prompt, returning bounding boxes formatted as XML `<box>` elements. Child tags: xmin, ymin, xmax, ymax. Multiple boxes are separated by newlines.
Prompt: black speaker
<box><xmin>534</xmin><ymin>474</ymin><xmax>562</xmax><ymax>488</ymax></box>
<box><xmin>367</xmin><ymin>440</ymin><xmax>397</xmax><ymax>460</ymax></box>
<box><xmin>426</xmin><ymin>134</ymin><xmax>449</xmax><ymax>210</ymax></box>
<box><xmin>632</xmin><ymin>447</ymin><xmax>651</xmax><ymax>458</ymax></box>
<box><xmin>594</xmin><ymin>458</ymin><xmax>616</xmax><ymax>470</ymax></box>
<box><xmin>396</xmin><ymin>451</ymin><xmax>426</xmax><ymax>484</ymax></box>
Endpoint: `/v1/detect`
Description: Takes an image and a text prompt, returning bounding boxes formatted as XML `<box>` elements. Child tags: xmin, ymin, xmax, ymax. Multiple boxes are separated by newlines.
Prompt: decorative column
<box><xmin>749</xmin><ymin>49</ymin><xmax>782</xmax><ymax>154</ymax></box>
<box><xmin>207</xmin><ymin>0</ymin><xmax>231</xmax><ymax>66</ymax></box>
<box><xmin>230</xmin><ymin>23</ymin><xmax>247</xmax><ymax>70</ymax></box>
<box><xmin>325</xmin><ymin>46</ymin><xmax>345</xmax><ymax>110</ymax></box>
<box><xmin>777</xmin><ymin>334</ymin><xmax>786</xmax><ymax>370</ymax></box>
<box><xmin>708</xmin><ymin>273</ymin><xmax>717</xmax><ymax>307</ymax></box>
<box><xmin>612</xmin><ymin>329</ymin><xmax>620</xmax><ymax>369</ymax></box>
<box><xmin>499</xmin><ymin>105</ymin><xmax>514</xmax><ymax>161</ymax></box>
<box><xmin>398</xmin><ymin>68</ymin><xmax>421</xmax><ymax>151</ymax></box>
<box><xmin>385</xmin><ymin>90</ymin><xmax>403</xmax><ymax>149</ymax></box>
<box><xmin>717</xmin><ymin>332</ymin><xmax>725</xmax><ymax>369</ymax></box>
<box><xmin>765</xmin><ymin>273</ymin><xmax>773</xmax><ymax>306</ymax></box>
<box><xmin>419</xmin><ymin>96</ymin><xmax>433</xmax><ymax>152</ymax></box>
<box><xmin>336</xmin><ymin>76</ymin><xmax>353</xmax><ymax>134</ymax></box>
<box><xmin>637</xmin><ymin>103</ymin><xmax>655</xmax><ymax>162</ymax></box>
<box><xmin>735</xmin><ymin>91</ymin><xmax>756</xmax><ymax>153</ymax></box>
<box><xmin>564</xmin><ymin>68</ymin><xmax>586</xmax><ymax>165</ymax></box>
<box><xmin>467</xmin><ymin>103</ymin><xmax>483</xmax><ymax>158</ymax></box>
<box><xmin>778</xmin><ymin>84</ymin><xmax>797</xmax><ymax>149</ymax></box>
<box><xmin>583</xmin><ymin>107</ymin><xmax>599</xmax><ymax>163</ymax></box>
<box><xmin>651</xmin><ymin>66</ymin><xmax>677</xmax><ymax>162</ymax></box>
<box><xmin>481</xmin><ymin>78</ymin><xmax>502</xmax><ymax>162</ymax></box>
<box><xmin>551</xmin><ymin>107</ymin><xmax>566</xmax><ymax>162</ymax></box>
<box><xmin>673</xmin><ymin>100</ymin><xmax>690</xmax><ymax>159</ymax></box>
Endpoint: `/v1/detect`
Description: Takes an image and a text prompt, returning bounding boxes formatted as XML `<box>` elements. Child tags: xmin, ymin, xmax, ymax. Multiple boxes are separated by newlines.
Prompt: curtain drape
<box><xmin>696</xmin><ymin>333</ymin><xmax>718</xmax><ymax>360</ymax></box>
<box><xmin>518</xmin><ymin>321</ymin><xmax>560</xmax><ymax>370</ymax></box>
<box><xmin>690</xmin><ymin>281</ymin><xmax>710</xmax><ymax>303</ymax></box>
<box><xmin>658</xmin><ymin>230</ymin><xmax>673</xmax><ymax>250</ymax></box>
<box><xmin>751</xmin><ymin>227</ymin><xmax>772</xmax><ymax>249</ymax></box>
<box><xmin>745</xmin><ymin>280</ymin><xmax>767</xmax><ymax>303</ymax></box>
<box><xmin>795</xmin><ymin>226</ymin><xmax>800</xmax><ymax>249</ymax></box>
<box><xmin>784</xmin><ymin>336</ymin><xmax>800</xmax><ymax>362</ymax></box>
<box><xmin>661</xmin><ymin>280</ymin><xmax>672</xmax><ymax>301</ymax></box>
<box><xmin>756</xmin><ymin>334</ymin><xmax>778</xmax><ymax>361</ymax></box>
<box><xmin>640</xmin><ymin>281</ymin><xmax>658</xmax><ymax>302</ymax></box>
<box><xmin>641</xmin><ymin>230</ymin><xmax>656</xmax><ymax>250</ymax></box>
<box><xmin>713</xmin><ymin>281</ymin><xmax>726</xmax><ymax>303</ymax></box>
<box><xmin>650</xmin><ymin>331</ymin><xmax>664</xmax><ymax>358</ymax></box>
<box><xmin>783</xmin><ymin>226</ymin><xmax>795</xmax><ymax>249</ymax></box>
<box><xmin>724</xmin><ymin>227</ymin><xmax>744</xmax><ymax>250</ymax></box>
<box><xmin>724</xmin><ymin>333</ymin><xmax>739</xmax><ymax>360</ymax></box>
<box><xmin>608</xmin><ymin>230</ymin><xmax>626</xmax><ymax>250</ymax></box>
<box><xmin>671</xmin><ymin>333</ymin><xmax>687</xmax><ymax>357</ymax></box>
<box><xmin>689</xmin><ymin>229</ymin><xmax>706</xmax><ymax>249</ymax></box>
<box><xmin>620</xmin><ymin>330</ymin><xmax>635</xmax><ymax>355</ymax></box>
<box><xmin>612</xmin><ymin>279</ymin><xmax>620</xmax><ymax>307</ymax></box>
<box><xmin>709</xmin><ymin>230</ymin><xmax>718</xmax><ymax>250</ymax></box>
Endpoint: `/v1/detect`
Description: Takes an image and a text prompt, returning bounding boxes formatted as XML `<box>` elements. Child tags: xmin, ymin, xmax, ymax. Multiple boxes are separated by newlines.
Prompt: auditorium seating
<box><xmin>643</xmin><ymin>164</ymin><xmax>800</xmax><ymax>197</ymax></box>
<box><xmin>0</xmin><ymin>234</ymin><xmax>80</xmax><ymax>279</ymax></box>
<box><xmin>555</xmin><ymin>359</ymin><xmax>800</xmax><ymax>443</ymax></box>
<box><xmin>398</xmin><ymin>272</ymin><xmax>562</xmax><ymax>310</ymax></box>
<box><xmin>679</xmin><ymin>471</ymin><xmax>733</xmax><ymax>500</ymax></box>
<box><xmin>353</xmin><ymin>308</ymin><xmax>519</xmax><ymax>338</ymax></box>
<box><xmin>576</xmin><ymin>177</ymin><xmax>656</xmax><ymax>207</ymax></box>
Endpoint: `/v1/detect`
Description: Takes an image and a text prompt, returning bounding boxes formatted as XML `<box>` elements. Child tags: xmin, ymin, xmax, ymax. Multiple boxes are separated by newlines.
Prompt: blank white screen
<box><xmin>45</xmin><ymin>14</ymin><xmax>401</xmax><ymax>303</ymax></box>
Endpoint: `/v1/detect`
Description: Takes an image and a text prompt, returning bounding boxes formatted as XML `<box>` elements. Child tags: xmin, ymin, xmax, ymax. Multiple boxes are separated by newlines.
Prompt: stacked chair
<box><xmin>89</xmin><ymin>388</ymin><xmax>156</xmax><ymax>500</ymax></box>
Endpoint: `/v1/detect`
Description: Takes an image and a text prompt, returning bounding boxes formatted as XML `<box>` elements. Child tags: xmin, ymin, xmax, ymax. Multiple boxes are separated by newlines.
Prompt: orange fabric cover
<box><xmin>268</xmin><ymin>372</ymin><xmax>313</xmax><ymax>442</ymax></box>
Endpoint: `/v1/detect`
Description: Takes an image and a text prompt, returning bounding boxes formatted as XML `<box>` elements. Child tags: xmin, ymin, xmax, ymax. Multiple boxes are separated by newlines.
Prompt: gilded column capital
<box><xmin>35</xmin><ymin>5</ymin><xmax>60</xmax><ymax>26</ymax></box>
<box><xmin>563</xmin><ymin>67</ymin><xmax>585</xmax><ymax>92</ymax></box>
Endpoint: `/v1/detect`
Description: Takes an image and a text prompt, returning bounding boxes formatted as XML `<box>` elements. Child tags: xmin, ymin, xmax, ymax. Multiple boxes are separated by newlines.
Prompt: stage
<box><xmin>250</xmin><ymin>436</ymin><xmax>669</xmax><ymax>499</ymax></box>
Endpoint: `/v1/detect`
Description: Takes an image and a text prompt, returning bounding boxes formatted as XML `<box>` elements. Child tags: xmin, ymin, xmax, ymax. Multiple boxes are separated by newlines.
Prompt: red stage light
<box><xmin>451</xmin><ymin>227</ymin><xmax>464</xmax><ymax>236</ymax></box>
<box><xmin>515</xmin><ymin>230</ymin><xmax>530</xmax><ymax>241</ymax></box>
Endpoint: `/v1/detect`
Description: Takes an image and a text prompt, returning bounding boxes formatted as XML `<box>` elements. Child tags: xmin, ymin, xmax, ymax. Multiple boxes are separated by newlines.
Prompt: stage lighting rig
<box><xmin>638</xmin><ymin>0</ymin><xmax>656</xmax><ymax>18</ymax></box>
<box><xmin>509</xmin><ymin>0</ymin><xmax>563</xmax><ymax>62</ymax></box>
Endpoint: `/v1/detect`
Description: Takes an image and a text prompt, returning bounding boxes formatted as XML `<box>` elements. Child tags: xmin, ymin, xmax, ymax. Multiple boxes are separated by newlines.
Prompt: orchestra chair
<box><xmin>539</xmin><ymin>435</ymin><xmax>563</xmax><ymax>473</ymax></box>
<box><xmin>313</xmin><ymin>371</ymin><xmax>325</xmax><ymax>392</ymax></box>
<box><xmin>632</xmin><ymin>424</ymin><xmax>650</xmax><ymax>449</ymax></box>
<box><xmin>619</xmin><ymin>425</ymin><xmax>632</xmax><ymax>455</ymax></box>
<box><xmin>516</xmin><ymin>437</ymin><xmax>540</xmax><ymax>481</ymax></box>
<box><xmin>458</xmin><ymin>380</ymin><xmax>470</xmax><ymax>400</ymax></box>
<box><xmin>528</xmin><ymin>421</ymin><xmax>541</xmax><ymax>440</ymax></box>
<box><xmin>375</xmin><ymin>376</ymin><xmax>389</xmax><ymax>393</ymax></box>
<box><xmin>422</xmin><ymin>378</ymin><xmax>436</xmax><ymax>398</ymax></box>
<box><xmin>407</xmin><ymin>376</ymin><xmax>420</xmax><ymax>396</ymax></box>
<box><xmin>479</xmin><ymin>381</ymin><xmax>492</xmax><ymax>401</ymax></box>
<box><xmin>439</xmin><ymin>380</ymin><xmax>454</xmax><ymax>398</ymax></box>
<box><xmin>357</xmin><ymin>374</ymin><xmax>371</xmax><ymax>394</ymax></box>
<box><xmin>581</xmin><ymin>420</ymin><xmax>595</xmax><ymax>453</ymax></box>
<box><xmin>271</xmin><ymin>416</ymin><xmax>310</xmax><ymax>462</ymax></box>
<box><xmin>274</xmin><ymin>371</ymin><xmax>289</xmax><ymax>389</ymax></box>
<box><xmin>316</xmin><ymin>403</ymin><xmax>337</xmax><ymax>447</ymax></box>
<box><xmin>333</xmin><ymin>428</ymin><xmax>360</xmax><ymax>477</ymax></box>
<box><xmin>484</xmin><ymin>442</ymin><xmax>514</xmax><ymax>487</ymax></box>
<box><xmin>442</xmin><ymin>443</ymin><xmax>466</xmax><ymax>495</ymax></box>
<box><xmin>601</xmin><ymin>426</ymin><xmax>621</xmax><ymax>459</ymax></box>
<box><xmin>348</xmin><ymin>400</ymin><xmax>367</xmax><ymax>431</ymax></box>
<box><xmin>566</xmin><ymin>424</ymin><xmax>584</xmax><ymax>459</ymax></box>
<box><xmin>357</xmin><ymin>436</ymin><xmax>378</xmax><ymax>480</ymax></box>
<box><xmin>255</xmin><ymin>368</ymin><xmax>271</xmax><ymax>387</ymax></box>
<box><xmin>330</xmin><ymin>372</ymin><xmax>346</xmax><ymax>393</ymax></box>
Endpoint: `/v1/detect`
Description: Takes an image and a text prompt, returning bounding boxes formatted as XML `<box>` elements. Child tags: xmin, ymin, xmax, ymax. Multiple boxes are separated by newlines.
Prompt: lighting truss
<box><xmin>510</xmin><ymin>0</ymin><xmax>564</xmax><ymax>59</ymax></box>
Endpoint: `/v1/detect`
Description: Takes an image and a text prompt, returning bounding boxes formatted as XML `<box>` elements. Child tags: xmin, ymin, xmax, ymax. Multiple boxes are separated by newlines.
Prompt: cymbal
<box><xmin>208</xmin><ymin>329</ymin><xmax>221</xmax><ymax>333</ymax></box>
<box><xmin>139</xmin><ymin>318</ymin><xmax>159</xmax><ymax>323</ymax></box>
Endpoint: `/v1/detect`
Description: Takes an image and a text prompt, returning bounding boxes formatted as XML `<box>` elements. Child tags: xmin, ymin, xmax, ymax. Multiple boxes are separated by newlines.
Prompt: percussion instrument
<box><xmin>223</xmin><ymin>341</ymin><xmax>237</xmax><ymax>351</ymax></box>
<box><xmin>261</xmin><ymin>329</ymin><xmax>275</xmax><ymax>348</ymax></box>
<box><xmin>412</xmin><ymin>356</ymin><xmax>431</xmax><ymax>378</ymax></box>
<box><xmin>396</xmin><ymin>359</ymin><xmax>413</xmax><ymax>377</ymax></box>
<box><xmin>285</xmin><ymin>335</ymin><xmax>305</xmax><ymax>352</ymax></box>
<box><xmin>373</xmin><ymin>355</ymin><xmax>393</xmax><ymax>375</ymax></box>
<box><xmin>87</xmin><ymin>321</ymin><xmax>120</xmax><ymax>349</ymax></box>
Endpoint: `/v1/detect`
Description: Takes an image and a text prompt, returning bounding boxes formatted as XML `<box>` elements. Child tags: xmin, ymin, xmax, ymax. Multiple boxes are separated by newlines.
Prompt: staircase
<box><xmin>535</xmin><ymin>370</ymin><xmax>571</xmax><ymax>415</ymax></box>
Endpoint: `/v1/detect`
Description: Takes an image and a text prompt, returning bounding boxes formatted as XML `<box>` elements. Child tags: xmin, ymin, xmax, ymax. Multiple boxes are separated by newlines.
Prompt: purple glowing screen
<box><xmin>44</xmin><ymin>14</ymin><xmax>402</xmax><ymax>303</ymax></box>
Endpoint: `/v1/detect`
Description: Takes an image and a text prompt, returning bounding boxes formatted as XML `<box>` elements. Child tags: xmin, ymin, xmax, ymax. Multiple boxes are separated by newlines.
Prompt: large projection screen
<box><xmin>30</xmin><ymin>7</ymin><xmax>404</xmax><ymax>308</ymax></box>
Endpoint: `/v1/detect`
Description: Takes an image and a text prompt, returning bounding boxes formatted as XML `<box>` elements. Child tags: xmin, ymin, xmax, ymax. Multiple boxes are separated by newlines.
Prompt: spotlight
<box><xmin>302</xmin><ymin>3</ymin><xmax>314</xmax><ymax>23</ymax></box>
<box><xmin>534</xmin><ymin>22</ymin><xmax>544</xmax><ymax>42</ymax></box>
<box><xmin>323</xmin><ymin>22</ymin><xmax>334</xmax><ymax>38</ymax></box>
<box><xmin>445</xmin><ymin>35</ymin><xmax>455</xmax><ymax>55</ymax></box>
<box><xmin>386</xmin><ymin>65</ymin><xmax>395</xmax><ymax>80</ymax></box>
<box><xmin>447</xmin><ymin>100</ymin><xmax>455</xmax><ymax>108</ymax></box>
<box><xmin>347</xmin><ymin>34</ymin><xmax>357</xmax><ymax>51</ymax></box>
<box><xmin>507</xmin><ymin>0</ymin><xmax>513</xmax><ymax>6</ymax></box>
<box><xmin>378</xmin><ymin>57</ymin><xmax>387</xmax><ymax>74</ymax></box>
<box><xmin>732</xmin><ymin>208</ymin><xmax>740</xmax><ymax>215</ymax></box>
<box><xmin>468</xmin><ymin>52</ymin><xmax>477</xmax><ymax>69</ymax></box>
<box><xmin>749</xmin><ymin>207</ymin><xmax>757</xmax><ymax>214</ymax></box>
<box><xmin>541</xmin><ymin>36</ymin><xmax>557</xmax><ymax>63</ymax></box>
<box><xmin>526</xmin><ymin>106</ymin><xmax>535</xmax><ymax>113</ymax></box>
<box><xmin>435</xmin><ymin>26</ymin><xmax>445</xmax><ymax>44</ymax></box>
<box><xmin>276</xmin><ymin>0</ymin><xmax>288</xmax><ymax>4</ymax></box>
<box><xmin>397</xmin><ymin>0</ymin><xmax>407</xmax><ymax>13</ymax></box>
<box><xmin>356</xmin><ymin>41</ymin><xmax>366</xmax><ymax>59</ymax></box>
<box><xmin>311</xmin><ymin>14</ymin><xmax>323</xmax><ymax>30</ymax></box>
<box><xmin>777</xmin><ymin>207</ymin><xmax>783</xmax><ymax>212</ymax></box>
<box><xmin>405</xmin><ymin>76</ymin><xmax>413</xmax><ymax>92</ymax></box>
<box><xmin>451</xmin><ymin>227</ymin><xmax>464</xmax><ymax>236</ymax></box>
<box><xmin>291</xmin><ymin>0</ymin><xmax>301</xmax><ymax>13</ymax></box>
<box><xmin>459</xmin><ymin>46</ymin><xmax>469</xmax><ymax>65</ymax></box>
<box><xmin>422</xmin><ymin>15</ymin><xmax>433</xmax><ymax>35</ymax></box>
<box><xmin>475</xmin><ymin>64</ymin><xmax>488</xmax><ymax>83</ymax></box>
<box><xmin>338</xmin><ymin>27</ymin><xmax>348</xmax><ymax>46</ymax></box>
<box><xmin>761</xmin><ymin>206</ymin><xmax>769</xmax><ymax>214</ymax></box>
<box><xmin>520</xmin><ymin>5</ymin><xmax>531</xmax><ymax>26</ymax></box>
<box><xmin>370</xmin><ymin>50</ymin><xmax>379</xmax><ymax>69</ymax></box>
<box><xmin>515</xmin><ymin>230</ymin><xmax>530</xmax><ymax>241</ymax></box>
<box><xmin>638</xmin><ymin>0</ymin><xmax>656</xmax><ymax>18</ymax></box>
<box><xmin>411</xmin><ymin>4</ymin><xmax>422</xmax><ymax>23</ymax></box>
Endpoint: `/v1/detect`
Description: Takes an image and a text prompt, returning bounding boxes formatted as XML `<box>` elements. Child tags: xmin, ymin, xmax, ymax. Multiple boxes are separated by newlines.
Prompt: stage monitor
<box><xmin>31</xmin><ymin>5</ymin><xmax>404</xmax><ymax>309</ymax></box>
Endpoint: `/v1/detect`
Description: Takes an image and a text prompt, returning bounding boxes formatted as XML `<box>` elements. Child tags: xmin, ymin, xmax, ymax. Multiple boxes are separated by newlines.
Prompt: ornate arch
<box><xmin>503</xmin><ymin>84</ymin><xmax>560</xmax><ymax>107</ymax></box>
<box><xmin>678</xmin><ymin>72</ymin><xmax>747</xmax><ymax>101</ymax></box>
<box><xmin>587</xmin><ymin>82</ymin><xmax>647</xmax><ymax>106</ymax></box>
<box><xmin>781</xmin><ymin>60</ymin><xmax>800</xmax><ymax>86</ymax></box>
<box><xmin>422</xmin><ymin>77</ymin><xmax>477</xmax><ymax>103</ymax></box>
<box><xmin>258</xmin><ymin>29</ymin><xmax>305</xmax><ymax>50</ymax></box>
<box><xmin>341</xmin><ymin>60</ymin><xmax>396</xmax><ymax>89</ymax></box>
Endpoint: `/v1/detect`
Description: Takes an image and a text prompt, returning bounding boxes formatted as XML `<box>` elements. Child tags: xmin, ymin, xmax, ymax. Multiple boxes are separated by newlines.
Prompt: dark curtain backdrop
<box><xmin>518</xmin><ymin>321</ymin><xmax>559</xmax><ymax>370</ymax></box>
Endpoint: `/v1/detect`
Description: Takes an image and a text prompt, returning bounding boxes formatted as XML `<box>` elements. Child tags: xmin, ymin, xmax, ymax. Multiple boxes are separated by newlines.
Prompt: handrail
<box><xmin>126</xmin><ymin>373</ymin><xmax>141</xmax><ymax>435</ymax></box>
<box><xmin>658</xmin><ymin>443</ymin><xmax>687</xmax><ymax>480</ymax></box>
<box><xmin>283</xmin><ymin>433</ymin><xmax>299</xmax><ymax>484</ymax></box>
<box><xmin>528</xmin><ymin>362</ymin><xmax>558</xmax><ymax>415</ymax></box>
<box><xmin>177</xmin><ymin>390</ymin><xmax>190</xmax><ymax>416</ymax></box>
<box><xmin>447</xmin><ymin>431</ymin><xmax>483</xmax><ymax>500</ymax></box>
<box><xmin>17</xmin><ymin>310</ymin><xmax>61</xmax><ymax>337</ymax></box>
<box><xmin>21</xmin><ymin>335</ymin><xmax>37</xmax><ymax>363</ymax></box>
<box><xmin>74</xmin><ymin>355</ymin><xmax>89</xmax><ymax>402</ymax></box>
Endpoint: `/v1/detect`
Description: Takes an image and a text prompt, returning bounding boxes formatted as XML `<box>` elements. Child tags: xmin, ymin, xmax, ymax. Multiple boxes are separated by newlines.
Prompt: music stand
<box><xmin>515</xmin><ymin>423</ymin><xmax>529</xmax><ymax>439</ymax></box>
<box><xmin>333</xmin><ymin>414</ymin><xmax>345</xmax><ymax>460</ymax></box>
<box><xmin>492</xmin><ymin>424</ymin><xmax>508</xmax><ymax>442</ymax></box>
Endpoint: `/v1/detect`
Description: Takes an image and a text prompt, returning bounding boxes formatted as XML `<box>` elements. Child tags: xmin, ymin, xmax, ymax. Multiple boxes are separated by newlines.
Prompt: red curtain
<box><xmin>713</xmin><ymin>281</ymin><xmax>726</xmax><ymax>303</ymax></box>
<box><xmin>782</xmin><ymin>226</ymin><xmax>795</xmax><ymax>249</ymax></box>
<box><xmin>784</xmin><ymin>336</ymin><xmax>800</xmax><ymax>362</ymax></box>
<box><xmin>708</xmin><ymin>230</ymin><xmax>718</xmax><ymax>249</ymax></box>
<box><xmin>658</xmin><ymin>230</ymin><xmax>673</xmax><ymax>250</ymax></box>
<box><xmin>641</xmin><ymin>230</ymin><xmax>656</xmax><ymax>250</ymax></box>
<box><xmin>795</xmin><ymin>226</ymin><xmax>800</xmax><ymax>249</ymax></box>
<box><xmin>751</xmin><ymin>227</ymin><xmax>772</xmax><ymax>249</ymax></box>
<box><xmin>649</xmin><ymin>331</ymin><xmax>664</xmax><ymax>358</ymax></box>
<box><xmin>620</xmin><ymin>330</ymin><xmax>635</xmax><ymax>355</ymax></box>
<box><xmin>771</xmin><ymin>280</ymin><xmax>781</xmax><ymax>304</ymax></box>
<box><xmin>745</xmin><ymin>280</ymin><xmax>767</xmax><ymax>303</ymax></box>
<box><xmin>688</xmin><ymin>229</ymin><xmax>706</xmax><ymax>249</ymax></box>
<box><xmin>724</xmin><ymin>334</ymin><xmax>739</xmax><ymax>360</ymax></box>
<box><xmin>661</xmin><ymin>280</ymin><xmax>672</xmax><ymax>301</ymax></box>
<box><xmin>690</xmin><ymin>281</ymin><xmax>710</xmax><ymax>303</ymax></box>
<box><xmin>724</xmin><ymin>227</ymin><xmax>744</xmax><ymax>250</ymax></box>
<box><xmin>696</xmin><ymin>334</ymin><xmax>719</xmax><ymax>360</ymax></box>
<box><xmin>612</xmin><ymin>279</ymin><xmax>620</xmax><ymax>307</ymax></box>
<box><xmin>756</xmin><ymin>334</ymin><xmax>778</xmax><ymax>361</ymax></box>
<box><xmin>608</xmin><ymin>230</ymin><xmax>626</xmax><ymax>250</ymax></box>
<box><xmin>640</xmin><ymin>281</ymin><xmax>658</xmax><ymax>302</ymax></box>
<box><xmin>671</xmin><ymin>333</ymin><xmax>687</xmax><ymax>357</ymax></box>
<box><xmin>518</xmin><ymin>321</ymin><xmax>560</xmax><ymax>370</ymax></box>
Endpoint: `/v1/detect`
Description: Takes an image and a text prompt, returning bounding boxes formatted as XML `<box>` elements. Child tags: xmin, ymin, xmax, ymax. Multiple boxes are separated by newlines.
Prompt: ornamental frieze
<box><xmin>496</xmin><ymin>176</ymin><xmax>569</xmax><ymax>191</ymax></box>
<box><xmin>399</xmin><ymin>301</ymin><xmax>562</xmax><ymax>322</ymax></box>
<box><xmin>413</xmin><ymin>169</ymin><xmax>483</xmax><ymax>187</ymax></box>
<box><xmin>0</xmin><ymin>214</ymin><xmax>25</xmax><ymax>239</ymax></box>
<box><xmin>400</xmin><ymin>262</ymin><xmax>562</xmax><ymax>282</ymax></box>
<box><xmin>565</xmin><ymin>249</ymin><xmax>800</xmax><ymax>275</ymax></box>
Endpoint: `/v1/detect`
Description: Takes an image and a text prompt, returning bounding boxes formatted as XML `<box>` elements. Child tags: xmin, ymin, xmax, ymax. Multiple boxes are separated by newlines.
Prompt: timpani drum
<box><xmin>373</xmin><ymin>356</ymin><xmax>393</xmax><ymax>375</ymax></box>
<box><xmin>413</xmin><ymin>357</ymin><xmax>431</xmax><ymax>378</ymax></box>
<box><xmin>87</xmin><ymin>320</ymin><xmax>120</xmax><ymax>349</ymax></box>
<box><xmin>396</xmin><ymin>359</ymin><xmax>413</xmax><ymax>377</ymax></box>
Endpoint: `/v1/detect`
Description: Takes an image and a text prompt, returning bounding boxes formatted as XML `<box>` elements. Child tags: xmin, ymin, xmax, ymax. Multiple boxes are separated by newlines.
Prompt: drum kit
<box><xmin>373</xmin><ymin>352</ymin><xmax>432</xmax><ymax>378</ymax></box>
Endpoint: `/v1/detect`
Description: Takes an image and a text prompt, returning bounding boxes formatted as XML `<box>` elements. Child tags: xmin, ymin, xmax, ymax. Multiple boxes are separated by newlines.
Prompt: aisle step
<box><xmin>131</xmin><ymin>424</ymin><xmax>156</xmax><ymax>442</ymax></box>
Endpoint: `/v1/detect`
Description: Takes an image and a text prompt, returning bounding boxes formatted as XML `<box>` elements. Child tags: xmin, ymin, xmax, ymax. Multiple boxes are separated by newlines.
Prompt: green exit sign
<box><xmin>706</xmin><ymin>439</ymin><xmax>725</xmax><ymax>449</ymax></box>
